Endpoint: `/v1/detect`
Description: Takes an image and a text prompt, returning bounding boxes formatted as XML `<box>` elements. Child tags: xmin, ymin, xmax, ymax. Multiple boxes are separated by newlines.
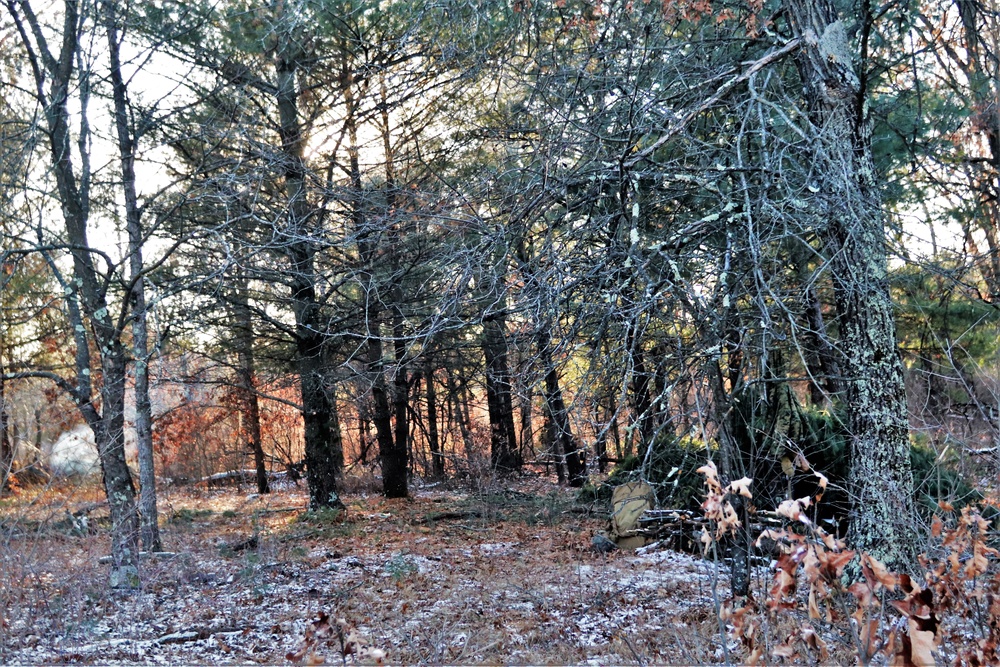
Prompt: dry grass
<box><xmin>0</xmin><ymin>474</ymin><xmax>737</xmax><ymax>665</ymax></box>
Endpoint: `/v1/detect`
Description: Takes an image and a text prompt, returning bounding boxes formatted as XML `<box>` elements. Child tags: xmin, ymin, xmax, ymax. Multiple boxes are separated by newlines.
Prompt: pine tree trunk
<box><xmin>389</xmin><ymin>304</ymin><xmax>410</xmax><ymax>497</ymax></box>
<box><xmin>538</xmin><ymin>328</ymin><xmax>586</xmax><ymax>486</ymax></box>
<box><xmin>274</xmin><ymin>21</ymin><xmax>343</xmax><ymax>510</ymax></box>
<box><xmin>483</xmin><ymin>312</ymin><xmax>521</xmax><ymax>474</ymax></box>
<box><xmin>233</xmin><ymin>286</ymin><xmax>269</xmax><ymax>494</ymax></box>
<box><xmin>0</xmin><ymin>351</ymin><xmax>11</xmax><ymax>493</ymax></box>
<box><xmin>425</xmin><ymin>362</ymin><xmax>444</xmax><ymax>479</ymax></box>
<box><xmin>519</xmin><ymin>374</ymin><xmax>534</xmax><ymax>459</ymax></box>
<box><xmin>447</xmin><ymin>369</ymin><xmax>478</xmax><ymax>470</ymax></box>
<box><xmin>626</xmin><ymin>326</ymin><xmax>655</xmax><ymax>447</ymax></box>
<box><xmin>786</xmin><ymin>0</ymin><xmax>917</xmax><ymax>571</ymax></box>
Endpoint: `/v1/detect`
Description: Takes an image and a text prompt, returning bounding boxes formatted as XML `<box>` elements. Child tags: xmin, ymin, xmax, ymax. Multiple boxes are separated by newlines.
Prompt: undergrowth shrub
<box><xmin>579</xmin><ymin>434</ymin><xmax>707</xmax><ymax>508</ymax></box>
<box><xmin>589</xmin><ymin>399</ymin><xmax>985</xmax><ymax>536</ymax></box>
<box><xmin>697</xmin><ymin>462</ymin><xmax>1000</xmax><ymax>665</ymax></box>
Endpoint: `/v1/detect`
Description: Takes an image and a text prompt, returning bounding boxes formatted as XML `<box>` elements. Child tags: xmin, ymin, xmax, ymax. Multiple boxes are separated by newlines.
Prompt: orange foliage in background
<box><xmin>256</xmin><ymin>383</ymin><xmax>304</xmax><ymax>472</ymax></box>
<box><xmin>153</xmin><ymin>398</ymin><xmax>233</xmax><ymax>482</ymax></box>
<box><xmin>151</xmin><ymin>374</ymin><xmax>305</xmax><ymax>482</ymax></box>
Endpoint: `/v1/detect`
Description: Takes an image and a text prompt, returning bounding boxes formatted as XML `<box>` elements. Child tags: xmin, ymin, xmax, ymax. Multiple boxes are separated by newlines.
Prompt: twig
<box><xmin>624</xmin><ymin>38</ymin><xmax>803</xmax><ymax>168</ymax></box>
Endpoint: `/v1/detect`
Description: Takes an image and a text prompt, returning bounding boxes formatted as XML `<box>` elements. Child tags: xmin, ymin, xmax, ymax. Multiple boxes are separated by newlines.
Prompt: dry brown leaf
<box><xmin>775</xmin><ymin>496</ymin><xmax>813</xmax><ymax>523</ymax></box>
<box><xmin>755</xmin><ymin>528</ymin><xmax>785</xmax><ymax>548</ymax></box>
<box><xmin>801</xmin><ymin>625</ymin><xmax>829</xmax><ymax>661</ymax></box>
<box><xmin>813</xmin><ymin>470</ymin><xmax>828</xmax><ymax>501</ymax></box>
<box><xmin>821</xmin><ymin>532</ymin><xmax>842</xmax><ymax>551</ymax></box>
<box><xmin>965</xmin><ymin>541</ymin><xmax>999</xmax><ymax>579</ymax></box>
<box><xmin>803</xmin><ymin>548</ymin><xmax>821</xmax><ymax>583</ymax></box>
<box><xmin>696</xmin><ymin>461</ymin><xmax>720</xmax><ymax>492</ymax></box>
<box><xmin>906</xmin><ymin>616</ymin><xmax>937</xmax><ymax>667</ymax></box>
<box><xmin>808</xmin><ymin>588</ymin><xmax>821</xmax><ymax>619</ymax></box>
<box><xmin>728</xmin><ymin>477</ymin><xmax>753</xmax><ymax>498</ymax></box>
<box><xmin>860</xmin><ymin>618</ymin><xmax>881</xmax><ymax>662</ymax></box>
<box><xmin>865</xmin><ymin>554</ymin><xmax>900</xmax><ymax>589</ymax></box>
<box><xmin>772</xmin><ymin>637</ymin><xmax>798</xmax><ymax>659</ymax></box>
<box><xmin>780</xmin><ymin>456</ymin><xmax>795</xmax><ymax>477</ymax></box>
<box><xmin>817</xmin><ymin>547</ymin><xmax>855</xmax><ymax>580</ymax></box>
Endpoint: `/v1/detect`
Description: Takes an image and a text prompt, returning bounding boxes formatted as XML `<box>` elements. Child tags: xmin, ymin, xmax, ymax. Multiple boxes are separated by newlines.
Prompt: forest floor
<box><xmin>0</xmin><ymin>473</ymin><xmax>765</xmax><ymax>665</ymax></box>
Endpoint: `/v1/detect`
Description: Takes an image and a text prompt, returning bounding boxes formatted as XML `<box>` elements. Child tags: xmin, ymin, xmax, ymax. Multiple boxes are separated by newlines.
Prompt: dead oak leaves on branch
<box><xmin>697</xmin><ymin>462</ymin><xmax>1000</xmax><ymax>666</ymax></box>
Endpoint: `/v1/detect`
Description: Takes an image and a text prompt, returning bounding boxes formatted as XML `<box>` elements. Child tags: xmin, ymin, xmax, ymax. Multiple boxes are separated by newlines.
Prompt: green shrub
<box><xmin>579</xmin><ymin>435</ymin><xmax>707</xmax><ymax>510</ymax></box>
<box><xmin>589</xmin><ymin>390</ymin><xmax>985</xmax><ymax>531</ymax></box>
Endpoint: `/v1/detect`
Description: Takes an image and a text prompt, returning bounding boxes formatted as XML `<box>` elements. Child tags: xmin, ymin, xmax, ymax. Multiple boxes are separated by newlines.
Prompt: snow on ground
<box><xmin>1</xmin><ymin>482</ymin><xmax>734</xmax><ymax>665</ymax></box>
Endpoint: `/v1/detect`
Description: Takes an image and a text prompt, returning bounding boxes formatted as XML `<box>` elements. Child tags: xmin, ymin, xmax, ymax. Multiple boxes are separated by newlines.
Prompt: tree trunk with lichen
<box><xmin>786</xmin><ymin>0</ymin><xmax>916</xmax><ymax>572</ymax></box>
<box><xmin>7</xmin><ymin>0</ymin><xmax>141</xmax><ymax>587</ymax></box>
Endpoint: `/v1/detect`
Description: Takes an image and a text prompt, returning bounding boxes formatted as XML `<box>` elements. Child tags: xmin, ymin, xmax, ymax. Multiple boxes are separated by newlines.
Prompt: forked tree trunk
<box><xmin>786</xmin><ymin>0</ymin><xmax>916</xmax><ymax>571</ymax></box>
<box><xmin>8</xmin><ymin>0</ymin><xmax>141</xmax><ymax>586</ymax></box>
<box><xmin>104</xmin><ymin>0</ymin><xmax>161</xmax><ymax>551</ymax></box>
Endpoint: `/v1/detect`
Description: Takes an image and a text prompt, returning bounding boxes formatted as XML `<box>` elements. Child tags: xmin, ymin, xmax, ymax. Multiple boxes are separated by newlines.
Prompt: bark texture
<box><xmin>8</xmin><ymin>0</ymin><xmax>141</xmax><ymax>586</ymax></box>
<box><xmin>483</xmin><ymin>311</ymin><xmax>521</xmax><ymax>475</ymax></box>
<box><xmin>104</xmin><ymin>0</ymin><xmax>161</xmax><ymax>552</ymax></box>
<box><xmin>274</xmin><ymin>15</ymin><xmax>343</xmax><ymax>510</ymax></box>
<box><xmin>233</xmin><ymin>285</ymin><xmax>269</xmax><ymax>494</ymax></box>
<box><xmin>786</xmin><ymin>0</ymin><xmax>917</xmax><ymax>571</ymax></box>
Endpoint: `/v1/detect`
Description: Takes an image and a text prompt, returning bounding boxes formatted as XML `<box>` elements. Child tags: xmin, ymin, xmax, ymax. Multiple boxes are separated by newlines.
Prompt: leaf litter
<box><xmin>1</xmin><ymin>478</ymin><xmax>735</xmax><ymax>665</ymax></box>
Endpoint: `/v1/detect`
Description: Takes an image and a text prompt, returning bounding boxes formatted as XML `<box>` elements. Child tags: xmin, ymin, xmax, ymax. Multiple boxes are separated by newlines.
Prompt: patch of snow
<box><xmin>47</xmin><ymin>425</ymin><xmax>100</xmax><ymax>476</ymax></box>
<box><xmin>477</xmin><ymin>542</ymin><xmax>517</xmax><ymax>555</ymax></box>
